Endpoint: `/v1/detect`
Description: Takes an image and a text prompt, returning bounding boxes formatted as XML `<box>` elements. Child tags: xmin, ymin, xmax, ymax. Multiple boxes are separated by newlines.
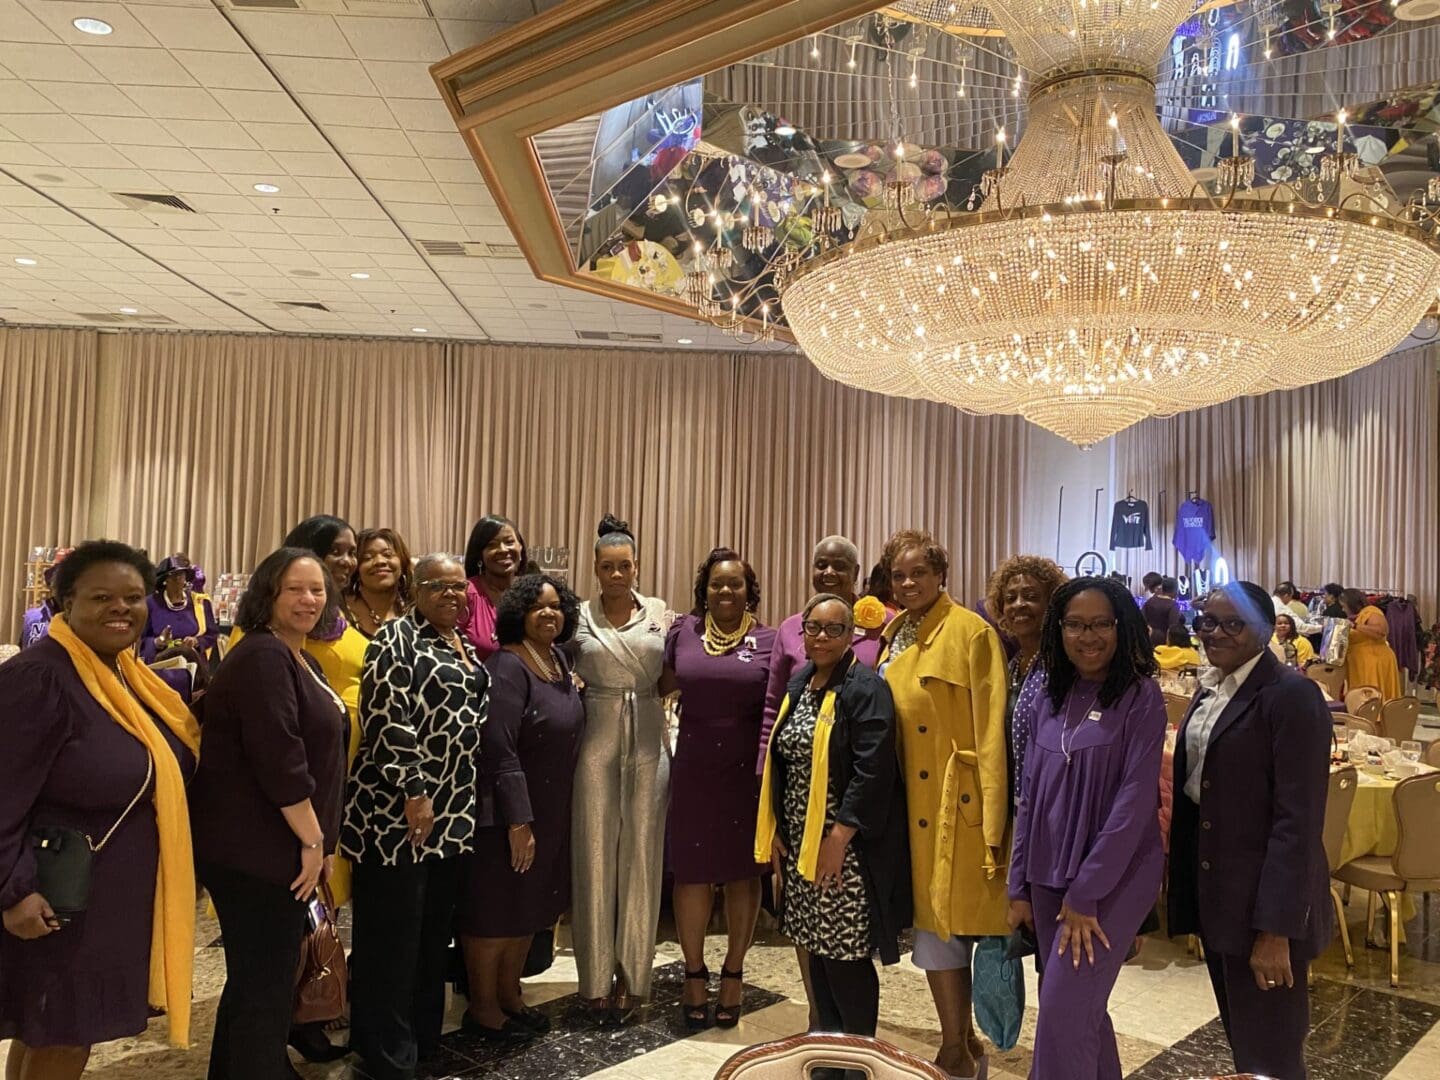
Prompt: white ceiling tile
<box><xmin>290</xmin><ymin>175</ymin><xmax>368</xmax><ymax>200</ymax></box>
<box><xmin>406</xmin><ymin>131</ymin><xmax>470</xmax><ymax>162</ymax></box>
<box><xmin>390</xmin><ymin>201</ymin><xmax>459</xmax><ymax>226</ymax></box>
<box><xmin>211</xmin><ymin>89</ymin><xmax>305</xmax><ymax>124</ymax></box>
<box><xmin>439</xmin><ymin>183</ymin><xmax>493</xmax><ymax>207</ymax></box>
<box><xmin>160</xmin><ymin>118</ymin><xmax>256</xmax><ymax>149</ymax></box>
<box><xmin>362</xmin><ymin>60</ymin><xmax>435</xmax><ymax>99</ymax></box>
<box><xmin>229</xmin><ymin>11</ymin><xmax>353</xmax><ymax>59</ymax></box>
<box><xmin>1</xmin><ymin>43</ymin><xmax>100</xmax><ymax>82</ymax></box>
<box><xmin>127</xmin><ymin>4</ymin><xmax>245</xmax><ymax>52</ymax></box>
<box><xmin>147</xmin><ymin>170</ymin><xmax>238</xmax><ymax>194</ymax></box>
<box><xmin>269</xmin><ymin>150</ymin><xmax>351</xmax><ymax>178</ymax></box>
<box><xmin>42</xmin><ymin>143</ymin><xmax>137</xmax><ymax>169</ymax></box>
<box><xmin>74</xmin><ymin>167</ymin><xmax>163</xmax><ymax>190</ymax></box>
<box><xmin>296</xmin><ymin>93</ymin><xmax>396</xmax><ymax>128</ymax></box>
<box><xmin>326</xmin><ymin>126</ymin><xmax>413</xmax><ymax>157</ymax></box>
<box><xmin>455</xmin><ymin>203</ymin><xmax>507</xmax><ymax>228</ymax></box>
<box><xmin>75</xmin><ymin>46</ymin><xmax>195</xmax><ymax>86</ymax></box>
<box><xmin>0</xmin><ymin>79</ymin><xmax>61</xmax><ymax>114</ymax></box>
<box><xmin>436</xmin><ymin>21</ymin><xmax>512</xmax><ymax>54</ymax></box>
<box><xmin>367</xmin><ymin>178</ymin><xmax>441</xmax><ymax>202</ymax></box>
<box><xmin>268</xmin><ymin>56</ymin><xmax>375</xmax><ymax>97</ymax></box>
<box><xmin>79</xmin><ymin>115</ymin><xmax>179</xmax><ymax>146</ymax></box>
<box><xmin>241</xmin><ymin>122</ymin><xmax>329</xmax><ymax>153</ymax></box>
<box><xmin>171</xmin><ymin>50</ymin><xmax>275</xmax><ymax>91</ymax></box>
<box><xmin>1</xmin><ymin>1</ymin><xmax>60</xmax><ymax>43</ymax></box>
<box><xmin>425</xmin><ymin>157</ymin><xmax>483</xmax><ymax>184</ymax></box>
<box><xmin>327</xmin><ymin>200</ymin><xmax>392</xmax><ymax>221</ymax></box>
<box><xmin>386</xmin><ymin>99</ymin><xmax>457</xmax><ymax>136</ymax></box>
<box><xmin>118</xmin><ymin>144</ymin><xmax>208</xmax><ymax>171</ymax></box>
<box><xmin>334</xmin><ymin>16</ymin><xmax>447</xmax><ymax>62</ymax></box>
<box><xmin>347</xmin><ymin>153</ymin><xmax>428</xmax><ymax>182</ymax></box>
<box><xmin>119</xmin><ymin>84</ymin><xmax>227</xmax><ymax>120</ymax></box>
<box><xmin>190</xmin><ymin>147</ymin><xmax>282</xmax><ymax>175</ymax></box>
<box><xmin>3</xmin><ymin>112</ymin><xmax>93</xmax><ymax>143</ymax></box>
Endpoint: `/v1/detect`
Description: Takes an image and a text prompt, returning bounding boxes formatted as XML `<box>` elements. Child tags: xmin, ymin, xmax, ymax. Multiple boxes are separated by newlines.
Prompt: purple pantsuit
<box><xmin>665</xmin><ymin>615</ymin><xmax>775</xmax><ymax>883</ymax></box>
<box><xmin>1009</xmin><ymin>675</ymin><xmax>1166</xmax><ymax>1080</ymax></box>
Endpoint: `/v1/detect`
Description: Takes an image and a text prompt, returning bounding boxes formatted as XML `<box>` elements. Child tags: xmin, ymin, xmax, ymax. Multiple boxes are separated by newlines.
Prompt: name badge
<box><xmin>1087</xmin><ymin>710</ymin><xmax>1103</xmax><ymax>723</ymax></box>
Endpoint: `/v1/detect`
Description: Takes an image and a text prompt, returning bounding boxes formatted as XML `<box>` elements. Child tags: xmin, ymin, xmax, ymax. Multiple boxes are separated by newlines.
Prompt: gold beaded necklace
<box><xmin>703</xmin><ymin>611</ymin><xmax>755</xmax><ymax>657</ymax></box>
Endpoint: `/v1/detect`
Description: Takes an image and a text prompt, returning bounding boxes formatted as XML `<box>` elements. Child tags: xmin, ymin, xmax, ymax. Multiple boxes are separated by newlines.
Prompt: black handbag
<box><xmin>29</xmin><ymin>752</ymin><xmax>152</xmax><ymax>925</ymax></box>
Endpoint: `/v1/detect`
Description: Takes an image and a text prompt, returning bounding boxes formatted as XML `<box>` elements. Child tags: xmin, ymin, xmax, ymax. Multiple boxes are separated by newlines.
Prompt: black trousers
<box><xmin>349</xmin><ymin>856</ymin><xmax>463</xmax><ymax>1080</ymax></box>
<box><xmin>807</xmin><ymin>952</ymin><xmax>879</xmax><ymax>1037</ymax></box>
<box><xmin>200</xmin><ymin>861</ymin><xmax>307</xmax><ymax>1080</ymax></box>
<box><xmin>1203</xmin><ymin>942</ymin><xmax>1311</xmax><ymax>1080</ymax></box>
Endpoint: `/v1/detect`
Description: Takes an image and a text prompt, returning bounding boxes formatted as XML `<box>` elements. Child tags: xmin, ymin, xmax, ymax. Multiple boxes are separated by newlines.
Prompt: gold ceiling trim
<box><xmin>430</xmin><ymin>1</ymin><xmax>892</xmax><ymax>335</ymax></box>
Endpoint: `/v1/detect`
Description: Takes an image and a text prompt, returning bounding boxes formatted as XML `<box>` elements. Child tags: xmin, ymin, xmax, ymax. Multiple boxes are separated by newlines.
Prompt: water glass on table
<box><xmin>1401</xmin><ymin>741</ymin><xmax>1422</xmax><ymax>765</ymax></box>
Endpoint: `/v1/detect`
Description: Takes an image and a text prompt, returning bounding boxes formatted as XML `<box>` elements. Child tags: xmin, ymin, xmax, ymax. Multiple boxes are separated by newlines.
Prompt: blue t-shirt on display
<box><xmin>1173</xmin><ymin>497</ymin><xmax>1215</xmax><ymax>563</ymax></box>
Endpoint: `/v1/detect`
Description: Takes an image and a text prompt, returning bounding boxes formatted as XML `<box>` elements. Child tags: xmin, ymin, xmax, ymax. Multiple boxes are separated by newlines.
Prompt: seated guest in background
<box><xmin>1272</xmin><ymin>583</ymin><xmax>1317</xmax><ymax>636</ymax></box>
<box><xmin>757</xmin><ymin>594</ymin><xmax>910</xmax><ymax>1042</ymax></box>
<box><xmin>344</xmin><ymin>554</ymin><xmax>487</xmax><ymax>1080</ymax></box>
<box><xmin>1321</xmin><ymin>583</ymin><xmax>1346</xmax><ymax>619</ymax></box>
<box><xmin>191</xmin><ymin>547</ymin><xmax>349</xmax><ymax>1080</ymax></box>
<box><xmin>458</xmin><ymin>574</ymin><xmax>584</xmax><ymax>1044</ymax></box>
<box><xmin>1272</xmin><ymin>613</ymin><xmax>1315</xmax><ymax>667</ymax></box>
<box><xmin>1008</xmin><ymin>577</ymin><xmax>1165</xmax><ymax>1080</ymax></box>
<box><xmin>460</xmin><ymin>515</ymin><xmax>528</xmax><ymax>661</ymax></box>
<box><xmin>0</xmin><ymin>541</ymin><xmax>200</xmax><ymax>1078</ymax></box>
<box><xmin>569</xmin><ymin>516</ymin><xmax>671</xmax><ymax>1024</ymax></box>
<box><xmin>1141</xmin><ymin>576</ymin><xmax>1183</xmax><ymax>647</ymax></box>
<box><xmin>1155</xmin><ymin>625</ymin><xmax>1201</xmax><ymax>671</ymax></box>
<box><xmin>141</xmin><ymin>554</ymin><xmax>218</xmax><ymax>665</ymax></box>
<box><xmin>20</xmin><ymin>549</ymin><xmax>72</xmax><ymax>649</ymax></box>
<box><xmin>1169</xmin><ymin>583</ymin><xmax>1332</xmax><ymax>1080</ymax></box>
<box><xmin>343</xmin><ymin>528</ymin><xmax>414</xmax><ymax>640</ymax></box>
<box><xmin>661</xmin><ymin>548</ymin><xmax>775</xmax><ymax>1030</ymax></box>
<box><xmin>985</xmin><ymin>554</ymin><xmax>1068</xmax><ymax>808</ymax></box>
<box><xmin>1340</xmin><ymin>588</ymin><xmax>1402</xmax><ymax>701</ymax></box>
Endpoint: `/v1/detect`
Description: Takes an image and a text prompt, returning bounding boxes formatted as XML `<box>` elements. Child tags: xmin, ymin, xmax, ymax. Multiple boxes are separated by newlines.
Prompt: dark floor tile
<box><xmin>558</xmin><ymin>1022</ymin><xmax>676</xmax><ymax>1066</ymax></box>
<box><xmin>480</xmin><ymin>1038</ymin><xmax>610</xmax><ymax>1080</ymax></box>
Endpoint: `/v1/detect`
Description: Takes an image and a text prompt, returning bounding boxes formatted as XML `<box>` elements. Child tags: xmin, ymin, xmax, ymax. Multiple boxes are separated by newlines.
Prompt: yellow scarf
<box><xmin>48</xmin><ymin>616</ymin><xmax>201</xmax><ymax>1048</ymax></box>
<box><xmin>754</xmin><ymin>689</ymin><xmax>838</xmax><ymax>880</ymax></box>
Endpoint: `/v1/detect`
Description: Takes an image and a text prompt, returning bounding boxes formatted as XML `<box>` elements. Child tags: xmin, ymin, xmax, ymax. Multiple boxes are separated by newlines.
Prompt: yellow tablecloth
<box><xmin>1339</xmin><ymin>772</ymin><xmax>1399</xmax><ymax>866</ymax></box>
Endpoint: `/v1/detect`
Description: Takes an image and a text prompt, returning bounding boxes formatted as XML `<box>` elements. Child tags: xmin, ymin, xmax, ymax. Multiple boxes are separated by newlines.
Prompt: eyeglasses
<box><xmin>1195</xmin><ymin>615</ymin><xmax>1248</xmax><ymax>636</ymax></box>
<box><xmin>1060</xmin><ymin>617</ymin><xmax>1116</xmax><ymax>636</ymax></box>
<box><xmin>802</xmin><ymin>620</ymin><xmax>850</xmax><ymax>640</ymax></box>
<box><xmin>417</xmin><ymin>581</ymin><xmax>467</xmax><ymax>596</ymax></box>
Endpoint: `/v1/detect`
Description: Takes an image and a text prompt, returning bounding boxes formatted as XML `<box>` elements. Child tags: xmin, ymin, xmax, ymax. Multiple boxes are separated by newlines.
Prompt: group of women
<box><xmin>0</xmin><ymin>511</ymin><xmax>1330</xmax><ymax>1080</ymax></box>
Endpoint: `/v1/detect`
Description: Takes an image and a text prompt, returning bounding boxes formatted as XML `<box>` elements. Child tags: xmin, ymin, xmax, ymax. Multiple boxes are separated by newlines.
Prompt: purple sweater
<box><xmin>1008</xmin><ymin>675</ymin><xmax>1166</xmax><ymax>916</ymax></box>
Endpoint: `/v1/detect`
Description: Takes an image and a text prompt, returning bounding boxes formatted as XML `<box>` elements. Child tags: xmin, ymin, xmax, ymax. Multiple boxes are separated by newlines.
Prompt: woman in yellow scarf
<box><xmin>0</xmin><ymin>541</ymin><xmax>200</xmax><ymax>1077</ymax></box>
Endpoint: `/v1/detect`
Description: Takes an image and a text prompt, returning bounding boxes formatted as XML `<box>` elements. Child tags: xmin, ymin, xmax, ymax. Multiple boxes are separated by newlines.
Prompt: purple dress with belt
<box><xmin>1008</xmin><ymin>674</ymin><xmax>1166</xmax><ymax>1080</ymax></box>
<box><xmin>665</xmin><ymin>615</ymin><xmax>775</xmax><ymax>883</ymax></box>
<box><xmin>0</xmin><ymin>639</ymin><xmax>196</xmax><ymax>1047</ymax></box>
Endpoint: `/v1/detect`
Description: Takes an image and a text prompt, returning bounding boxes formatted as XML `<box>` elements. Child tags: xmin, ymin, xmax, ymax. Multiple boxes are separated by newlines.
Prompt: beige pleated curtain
<box><xmin>1</xmin><ymin>326</ymin><xmax>1436</xmax><ymax>642</ymax></box>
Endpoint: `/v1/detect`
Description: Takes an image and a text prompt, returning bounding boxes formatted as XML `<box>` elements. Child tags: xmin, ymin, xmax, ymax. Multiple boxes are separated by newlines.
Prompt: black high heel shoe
<box><xmin>680</xmin><ymin>966</ymin><xmax>711</xmax><ymax>1031</ymax></box>
<box><xmin>287</xmin><ymin>1023</ymin><xmax>350</xmax><ymax>1062</ymax></box>
<box><xmin>714</xmin><ymin>967</ymin><xmax>744</xmax><ymax>1029</ymax></box>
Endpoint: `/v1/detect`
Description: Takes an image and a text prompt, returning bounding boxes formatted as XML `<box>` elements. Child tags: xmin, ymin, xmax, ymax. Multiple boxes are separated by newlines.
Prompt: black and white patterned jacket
<box><xmin>341</xmin><ymin>611</ymin><xmax>488</xmax><ymax>866</ymax></box>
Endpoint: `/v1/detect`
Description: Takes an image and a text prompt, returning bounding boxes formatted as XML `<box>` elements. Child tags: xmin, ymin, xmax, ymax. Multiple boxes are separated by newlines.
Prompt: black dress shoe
<box><xmin>503</xmin><ymin>1006</ymin><xmax>551</xmax><ymax>1033</ymax></box>
<box><xmin>288</xmin><ymin>1024</ymin><xmax>350</xmax><ymax>1062</ymax></box>
<box><xmin>459</xmin><ymin>1013</ymin><xmax>536</xmax><ymax>1044</ymax></box>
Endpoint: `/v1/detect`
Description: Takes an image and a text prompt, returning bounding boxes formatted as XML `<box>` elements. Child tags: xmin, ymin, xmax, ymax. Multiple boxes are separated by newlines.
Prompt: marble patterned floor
<box><xmin>7</xmin><ymin>890</ymin><xmax>1440</xmax><ymax>1080</ymax></box>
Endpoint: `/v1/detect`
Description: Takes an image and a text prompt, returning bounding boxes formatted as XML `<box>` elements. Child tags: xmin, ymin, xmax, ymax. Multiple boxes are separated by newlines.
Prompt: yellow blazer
<box><xmin>881</xmin><ymin>593</ymin><xmax>1010</xmax><ymax>938</ymax></box>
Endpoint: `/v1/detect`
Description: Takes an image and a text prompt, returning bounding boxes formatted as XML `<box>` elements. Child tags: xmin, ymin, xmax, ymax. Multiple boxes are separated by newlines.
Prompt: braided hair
<box><xmin>1038</xmin><ymin>576</ymin><xmax>1157</xmax><ymax>710</ymax></box>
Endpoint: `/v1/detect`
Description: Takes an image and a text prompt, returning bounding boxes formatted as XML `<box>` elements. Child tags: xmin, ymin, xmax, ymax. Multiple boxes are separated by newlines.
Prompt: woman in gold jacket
<box><xmin>878</xmin><ymin>530</ymin><xmax>1009</xmax><ymax>1080</ymax></box>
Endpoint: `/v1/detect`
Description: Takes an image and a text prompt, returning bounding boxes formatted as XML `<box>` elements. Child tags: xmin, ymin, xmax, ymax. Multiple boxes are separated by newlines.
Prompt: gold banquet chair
<box><xmin>714</xmin><ymin>1035</ymin><xmax>949</xmax><ymax>1080</ymax></box>
<box><xmin>1322</xmin><ymin>766</ymin><xmax>1359</xmax><ymax>968</ymax></box>
<box><xmin>1344</xmin><ymin>686</ymin><xmax>1382</xmax><ymax>716</ymax></box>
<box><xmin>1307</xmin><ymin>662</ymin><xmax>1346</xmax><ymax>701</ymax></box>
<box><xmin>1378</xmin><ymin>697</ymin><xmax>1420</xmax><ymax>744</ymax></box>
<box><xmin>1333</xmin><ymin>774</ymin><xmax>1440</xmax><ymax>987</ymax></box>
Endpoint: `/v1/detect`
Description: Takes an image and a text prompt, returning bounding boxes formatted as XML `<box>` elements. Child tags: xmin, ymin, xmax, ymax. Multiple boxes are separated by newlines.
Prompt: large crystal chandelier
<box><xmin>778</xmin><ymin>0</ymin><xmax>1440</xmax><ymax>445</ymax></box>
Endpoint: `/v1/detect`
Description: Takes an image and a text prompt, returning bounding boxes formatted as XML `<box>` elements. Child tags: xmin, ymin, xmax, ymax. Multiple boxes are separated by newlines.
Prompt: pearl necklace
<box><xmin>523</xmin><ymin>639</ymin><xmax>562</xmax><ymax>682</ymax></box>
<box><xmin>703</xmin><ymin>611</ymin><xmax>755</xmax><ymax>657</ymax></box>
<box><xmin>163</xmin><ymin>590</ymin><xmax>189</xmax><ymax>612</ymax></box>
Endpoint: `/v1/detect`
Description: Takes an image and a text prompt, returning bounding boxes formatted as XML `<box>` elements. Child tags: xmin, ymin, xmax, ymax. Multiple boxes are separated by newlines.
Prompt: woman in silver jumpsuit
<box><xmin>568</xmin><ymin>515</ymin><xmax>671</xmax><ymax>1024</ymax></box>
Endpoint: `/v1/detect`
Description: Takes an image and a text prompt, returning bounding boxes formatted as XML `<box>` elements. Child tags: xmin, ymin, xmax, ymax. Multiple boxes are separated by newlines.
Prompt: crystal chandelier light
<box><xmin>777</xmin><ymin>0</ymin><xmax>1440</xmax><ymax>445</ymax></box>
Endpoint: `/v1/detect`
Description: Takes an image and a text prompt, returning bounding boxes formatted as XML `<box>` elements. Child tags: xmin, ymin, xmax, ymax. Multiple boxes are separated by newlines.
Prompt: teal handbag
<box><xmin>971</xmin><ymin>935</ymin><xmax>1024</xmax><ymax>1051</ymax></box>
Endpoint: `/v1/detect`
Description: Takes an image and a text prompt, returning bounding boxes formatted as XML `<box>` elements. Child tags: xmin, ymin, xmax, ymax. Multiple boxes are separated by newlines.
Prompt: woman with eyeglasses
<box><xmin>343</xmin><ymin>555</ymin><xmax>487</xmax><ymax>1080</ymax></box>
<box><xmin>1007</xmin><ymin>576</ymin><xmax>1165</xmax><ymax>1080</ymax></box>
<box><xmin>756</xmin><ymin>594</ymin><xmax>910</xmax><ymax>1042</ymax></box>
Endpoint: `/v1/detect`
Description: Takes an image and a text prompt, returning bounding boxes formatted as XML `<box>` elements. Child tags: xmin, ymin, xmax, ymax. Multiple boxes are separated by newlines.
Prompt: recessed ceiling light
<box><xmin>72</xmin><ymin>17</ymin><xmax>113</xmax><ymax>36</ymax></box>
<box><xmin>677</xmin><ymin>337</ymin><xmax>694</xmax><ymax>344</ymax></box>
<box><xmin>349</xmin><ymin>272</ymin><xmax>371</xmax><ymax>279</ymax></box>
<box><xmin>119</xmin><ymin>307</ymin><xmax>139</xmax><ymax>314</ymax></box>
<box><xmin>14</xmin><ymin>257</ymin><xmax>37</xmax><ymax>266</ymax></box>
<box><xmin>411</xmin><ymin>327</ymin><xmax>429</xmax><ymax>333</ymax></box>
<box><xmin>253</xmin><ymin>183</ymin><xmax>281</xmax><ymax>194</ymax></box>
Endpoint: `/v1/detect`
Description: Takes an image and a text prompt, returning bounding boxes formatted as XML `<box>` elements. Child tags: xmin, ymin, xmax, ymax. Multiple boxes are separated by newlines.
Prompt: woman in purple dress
<box><xmin>140</xmin><ymin>554</ymin><xmax>218</xmax><ymax>666</ymax></box>
<box><xmin>1007</xmin><ymin>576</ymin><xmax>1166</xmax><ymax>1080</ymax></box>
<box><xmin>457</xmin><ymin>574</ymin><xmax>585</xmax><ymax>1045</ymax></box>
<box><xmin>0</xmin><ymin>541</ymin><xmax>201</xmax><ymax>1079</ymax></box>
<box><xmin>661</xmin><ymin>547</ymin><xmax>775</xmax><ymax>1030</ymax></box>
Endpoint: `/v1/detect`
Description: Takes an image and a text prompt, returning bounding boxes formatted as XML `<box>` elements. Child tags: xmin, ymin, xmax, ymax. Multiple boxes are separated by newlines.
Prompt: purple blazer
<box><xmin>1167</xmin><ymin>650</ymin><xmax>1334</xmax><ymax>960</ymax></box>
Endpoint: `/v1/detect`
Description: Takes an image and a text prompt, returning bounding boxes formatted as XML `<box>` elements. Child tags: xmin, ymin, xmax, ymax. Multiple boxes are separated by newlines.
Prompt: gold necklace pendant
<box><xmin>703</xmin><ymin>612</ymin><xmax>753</xmax><ymax>657</ymax></box>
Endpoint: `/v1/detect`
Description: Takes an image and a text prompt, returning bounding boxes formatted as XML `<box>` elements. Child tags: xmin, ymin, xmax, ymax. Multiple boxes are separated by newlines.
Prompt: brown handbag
<box><xmin>293</xmin><ymin>884</ymin><xmax>348</xmax><ymax>1025</ymax></box>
